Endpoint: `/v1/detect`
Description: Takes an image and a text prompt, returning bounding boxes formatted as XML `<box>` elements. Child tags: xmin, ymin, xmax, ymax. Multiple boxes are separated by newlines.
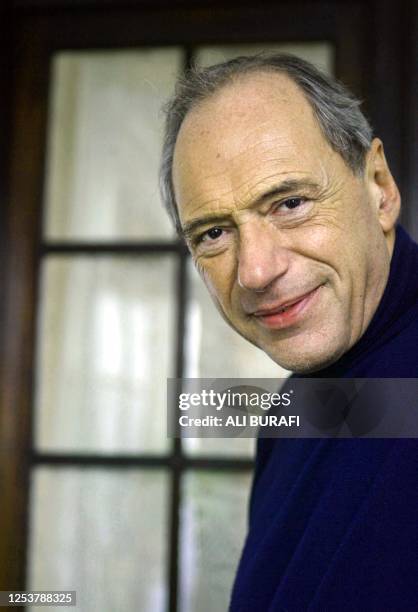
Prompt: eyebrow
<box><xmin>181</xmin><ymin>178</ymin><xmax>321</xmax><ymax>238</ymax></box>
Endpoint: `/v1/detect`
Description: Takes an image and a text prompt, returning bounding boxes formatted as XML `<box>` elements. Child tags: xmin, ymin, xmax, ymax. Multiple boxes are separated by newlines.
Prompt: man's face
<box><xmin>172</xmin><ymin>72</ymin><xmax>395</xmax><ymax>372</ymax></box>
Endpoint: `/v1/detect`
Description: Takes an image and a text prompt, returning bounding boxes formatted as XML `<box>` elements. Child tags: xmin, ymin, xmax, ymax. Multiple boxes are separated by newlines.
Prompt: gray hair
<box><xmin>160</xmin><ymin>53</ymin><xmax>373</xmax><ymax>234</ymax></box>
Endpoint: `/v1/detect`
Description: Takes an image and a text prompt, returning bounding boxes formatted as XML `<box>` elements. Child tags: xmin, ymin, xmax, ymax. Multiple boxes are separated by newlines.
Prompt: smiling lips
<box><xmin>252</xmin><ymin>286</ymin><xmax>321</xmax><ymax>329</ymax></box>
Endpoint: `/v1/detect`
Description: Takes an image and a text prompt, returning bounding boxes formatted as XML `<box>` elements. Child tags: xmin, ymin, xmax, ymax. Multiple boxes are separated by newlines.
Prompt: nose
<box><xmin>237</xmin><ymin>223</ymin><xmax>290</xmax><ymax>292</ymax></box>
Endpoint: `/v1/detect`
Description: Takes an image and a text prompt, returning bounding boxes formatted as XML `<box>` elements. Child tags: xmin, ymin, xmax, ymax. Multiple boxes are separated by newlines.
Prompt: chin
<box><xmin>263</xmin><ymin>335</ymin><xmax>348</xmax><ymax>374</ymax></box>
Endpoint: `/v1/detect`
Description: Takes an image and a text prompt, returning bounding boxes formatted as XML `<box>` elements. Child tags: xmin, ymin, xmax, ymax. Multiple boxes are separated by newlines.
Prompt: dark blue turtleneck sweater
<box><xmin>230</xmin><ymin>225</ymin><xmax>418</xmax><ymax>611</ymax></box>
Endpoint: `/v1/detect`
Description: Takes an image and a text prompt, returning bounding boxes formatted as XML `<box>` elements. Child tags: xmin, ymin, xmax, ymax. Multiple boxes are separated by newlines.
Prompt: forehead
<box><xmin>172</xmin><ymin>71</ymin><xmax>334</xmax><ymax>220</ymax></box>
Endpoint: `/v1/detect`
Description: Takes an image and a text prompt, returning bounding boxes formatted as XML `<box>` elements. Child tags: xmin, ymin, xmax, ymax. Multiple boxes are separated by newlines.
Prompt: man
<box><xmin>161</xmin><ymin>55</ymin><xmax>418</xmax><ymax>610</ymax></box>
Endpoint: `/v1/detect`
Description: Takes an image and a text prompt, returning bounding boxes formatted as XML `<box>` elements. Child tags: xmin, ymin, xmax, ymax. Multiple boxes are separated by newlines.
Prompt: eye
<box><xmin>279</xmin><ymin>197</ymin><xmax>306</xmax><ymax>210</ymax></box>
<box><xmin>191</xmin><ymin>225</ymin><xmax>230</xmax><ymax>254</ymax></box>
<box><xmin>270</xmin><ymin>196</ymin><xmax>312</xmax><ymax>219</ymax></box>
<box><xmin>200</xmin><ymin>227</ymin><xmax>224</xmax><ymax>242</ymax></box>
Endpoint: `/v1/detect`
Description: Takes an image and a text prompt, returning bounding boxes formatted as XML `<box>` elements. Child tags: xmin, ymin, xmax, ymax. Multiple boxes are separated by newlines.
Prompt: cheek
<box><xmin>198</xmin><ymin>262</ymin><xmax>245</xmax><ymax>329</ymax></box>
<box><xmin>291</xmin><ymin>220</ymin><xmax>343</xmax><ymax>269</ymax></box>
<box><xmin>198</xmin><ymin>257</ymin><xmax>235</xmax><ymax>307</ymax></box>
<box><xmin>295</xmin><ymin>194</ymin><xmax>371</xmax><ymax>268</ymax></box>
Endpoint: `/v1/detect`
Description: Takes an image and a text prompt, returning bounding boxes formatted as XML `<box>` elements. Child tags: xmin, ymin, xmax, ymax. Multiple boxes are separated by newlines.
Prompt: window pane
<box><xmin>44</xmin><ymin>49</ymin><xmax>182</xmax><ymax>241</ymax></box>
<box><xmin>35</xmin><ymin>256</ymin><xmax>176</xmax><ymax>454</ymax></box>
<box><xmin>179</xmin><ymin>471</ymin><xmax>252</xmax><ymax>612</ymax></box>
<box><xmin>195</xmin><ymin>42</ymin><xmax>334</xmax><ymax>74</ymax></box>
<box><xmin>27</xmin><ymin>467</ymin><xmax>168</xmax><ymax>612</ymax></box>
<box><xmin>184</xmin><ymin>436</ymin><xmax>255</xmax><ymax>459</ymax></box>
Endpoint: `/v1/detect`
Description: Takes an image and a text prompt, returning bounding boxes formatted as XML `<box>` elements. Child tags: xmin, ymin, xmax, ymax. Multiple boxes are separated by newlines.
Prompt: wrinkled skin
<box><xmin>172</xmin><ymin>72</ymin><xmax>401</xmax><ymax>373</ymax></box>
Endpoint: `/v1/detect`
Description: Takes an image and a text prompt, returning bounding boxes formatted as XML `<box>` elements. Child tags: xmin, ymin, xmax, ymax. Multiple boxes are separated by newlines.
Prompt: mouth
<box><xmin>252</xmin><ymin>286</ymin><xmax>322</xmax><ymax>330</ymax></box>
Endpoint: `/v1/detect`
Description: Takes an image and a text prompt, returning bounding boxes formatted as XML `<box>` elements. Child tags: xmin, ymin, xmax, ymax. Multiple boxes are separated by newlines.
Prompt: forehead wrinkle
<box><xmin>180</xmin><ymin>156</ymin><xmax>302</xmax><ymax>219</ymax></box>
<box><xmin>231</xmin><ymin>168</ymin><xmax>315</xmax><ymax>208</ymax></box>
<box><xmin>224</xmin><ymin>143</ymin><xmax>323</xmax><ymax>194</ymax></box>
<box><xmin>185</xmin><ymin>167</ymin><xmax>325</xmax><ymax>228</ymax></box>
<box><xmin>180</xmin><ymin>184</ymin><xmax>238</xmax><ymax>222</ymax></box>
<box><xmin>218</xmin><ymin>135</ymin><xmax>295</xmax><ymax>164</ymax></box>
<box><xmin>239</xmin><ymin>122</ymin><xmax>321</xmax><ymax>158</ymax></box>
<box><xmin>226</xmin><ymin>149</ymin><xmax>324</xmax><ymax>203</ymax></box>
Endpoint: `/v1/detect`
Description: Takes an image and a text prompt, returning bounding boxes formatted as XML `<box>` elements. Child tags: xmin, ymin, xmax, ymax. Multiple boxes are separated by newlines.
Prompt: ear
<box><xmin>364</xmin><ymin>138</ymin><xmax>401</xmax><ymax>233</ymax></box>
